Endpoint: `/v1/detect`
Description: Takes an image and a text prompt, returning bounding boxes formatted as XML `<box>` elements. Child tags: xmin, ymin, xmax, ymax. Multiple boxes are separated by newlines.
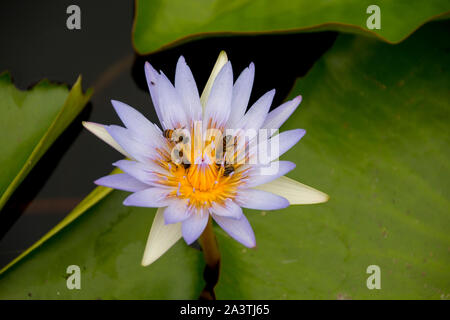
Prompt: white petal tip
<box><xmin>288</xmin><ymin>184</ymin><xmax>329</xmax><ymax>205</ymax></box>
<box><xmin>141</xmin><ymin>255</ymin><xmax>157</xmax><ymax>267</ymax></box>
<box><xmin>255</xmin><ymin>176</ymin><xmax>329</xmax><ymax>205</ymax></box>
<box><xmin>82</xmin><ymin>121</ymin><xmax>101</xmax><ymax>131</ymax></box>
<box><xmin>218</xmin><ymin>50</ymin><xmax>228</xmax><ymax>61</ymax></box>
<box><xmin>200</xmin><ymin>51</ymin><xmax>230</xmax><ymax>108</ymax></box>
<box><xmin>294</xmin><ymin>188</ymin><xmax>329</xmax><ymax>204</ymax></box>
<box><xmin>318</xmin><ymin>192</ymin><xmax>330</xmax><ymax>203</ymax></box>
<box><xmin>141</xmin><ymin>209</ymin><xmax>182</xmax><ymax>267</ymax></box>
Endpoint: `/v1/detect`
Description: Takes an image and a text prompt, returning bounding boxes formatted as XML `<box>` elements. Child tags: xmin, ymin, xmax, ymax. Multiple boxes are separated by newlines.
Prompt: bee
<box><xmin>223</xmin><ymin>163</ymin><xmax>235</xmax><ymax>177</ymax></box>
<box><xmin>163</xmin><ymin>129</ymin><xmax>174</xmax><ymax>140</ymax></box>
<box><xmin>222</xmin><ymin>135</ymin><xmax>231</xmax><ymax>153</ymax></box>
<box><xmin>172</xmin><ymin>147</ymin><xmax>191</xmax><ymax>170</ymax></box>
<box><xmin>182</xmin><ymin>163</ymin><xmax>191</xmax><ymax>170</ymax></box>
<box><xmin>214</xmin><ymin>161</ymin><xmax>234</xmax><ymax>176</ymax></box>
<box><xmin>215</xmin><ymin>160</ymin><xmax>234</xmax><ymax>177</ymax></box>
<box><xmin>164</xmin><ymin>128</ymin><xmax>189</xmax><ymax>144</ymax></box>
<box><xmin>222</xmin><ymin>134</ymin><xmax>238</xmax><ymax>154</ymax></box>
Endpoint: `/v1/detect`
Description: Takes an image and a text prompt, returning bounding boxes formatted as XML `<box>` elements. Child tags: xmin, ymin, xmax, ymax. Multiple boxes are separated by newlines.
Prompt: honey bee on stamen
<box><xmin>163</xmin><ymin>129</ymin><xmax>174</xmax><ymax>140</ymax></box>
<box><xmin>164</xmin><ymin>128</ymin><xmax>189</xmax><ymax>144</ymax></box>
<box><xmin>223</xmin><ymin>163</ymin><xmax>235</xmax><ymax>177</ymax></box>
<box><xmin>173</xmin><ymin>147</ymin><xmax>191</xmax><ymax>170</ymax></box>
<box><xmin>222</xmin><ymin>135</ymin><xmax>232</xmax><ymax>153</ymax></box>
<box><xmin>182</xmin><ymin>163</ymin><xmax>191</xmax><ymax>170</ymax></box>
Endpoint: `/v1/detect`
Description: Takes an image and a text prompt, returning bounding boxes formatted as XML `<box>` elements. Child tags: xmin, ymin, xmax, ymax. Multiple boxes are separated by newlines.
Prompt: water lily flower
<box><xmin>83</xmin><ymin>51</ymin><xmax>328</xmax><ymax>267</ymax></box>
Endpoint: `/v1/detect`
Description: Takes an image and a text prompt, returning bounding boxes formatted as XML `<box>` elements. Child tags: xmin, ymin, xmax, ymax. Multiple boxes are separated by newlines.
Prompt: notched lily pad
<box><xmin>1</xmin><ymin>20</ymin><xmax>448</xmax><ymax>299</ymax></box>
<box><xmin>0</xmin><ymin>189</ymin><xmax>205</xmax><ymax>299</ymax></box>
<box><xmin>0</xmin><ymin>73</ymin><xmax>93</xmax><ymax>211</ymax></box>
<box><xmin>215</xmin><ymin>20</ymin><xmax>450</xmax><ymax>299</ymax></box>
<box><xmin>133</xmin><ymin>0</ymin><xmax>450</xmax><ymax>54</ymax></box>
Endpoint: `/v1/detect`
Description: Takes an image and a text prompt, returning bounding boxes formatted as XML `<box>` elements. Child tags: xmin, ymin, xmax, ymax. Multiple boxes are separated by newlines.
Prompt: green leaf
<box><xmin>0</xmin><ymin>187</ymin><xmax>205</xmax><ymax>299</ymax></box>
<box><xmin>0</xmin><ymin>74</ymin><xmax>92</xmax><ymax>210</ymax></box>
<box><xmin>2</xmin><ymin>20</ymin><xmax>448</xmax><ymax>299</ymax></box>
<box><xmin>133</xmin><ymin>0</ymin><xmax>449</xmax><ymax>54</ymax></box>
<box><xmin>215</xmin><ymin>21</ymin><xmax>450</xmax><ymax>299</ymax></box>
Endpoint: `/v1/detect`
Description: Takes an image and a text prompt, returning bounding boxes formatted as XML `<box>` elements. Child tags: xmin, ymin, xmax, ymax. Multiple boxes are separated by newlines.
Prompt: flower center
<box><xmin>156</xmin><ymin>131</ymin><xmax>247</xmax><ymax>209</ymax></box>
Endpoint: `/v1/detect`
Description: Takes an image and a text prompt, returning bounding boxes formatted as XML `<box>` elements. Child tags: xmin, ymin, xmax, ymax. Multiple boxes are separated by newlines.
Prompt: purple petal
<box><xmin>262</xmin><ymin>95</ymin><xmax>302</xmax><ymax>131</ymax></box>
<box><xmin>245</xmin><ymin>161</ymin><xmax>296</xmax><ymax>188</ymax></box>
<box><xmin>111</xmin><ymin>100</ymin><xmax>151</xmax><ymax>131</ymax></box>
<box><xmin>175</xmin><ymin>56</ymin><xmax>202</xmax><ymax>122</ymax></box>
<box><xmin>164</xmin><ymin>200</ymin><xmax>191</xmax><ymax>224</ymax></box>
<box><xmin>203</xmin><ymin>62</ymin><xmax>233</xmax><ymax>129</ymax></box>
<box><xmin>113</xmin><ymin>159</ymin><xmax>166</xmax><ymax>185</ymax></box>
<box><xmin>212</xmin><ymin>213</ymin><xmax>256</xmax><ymax>248</ymax></box>
<box><xmin>158</xmin><ymin>71</ymin><xmax>188</xmax><ymax>129</ymax></box>
<box><xmin>181</xmin><ymin>210</ymin><xmax>209</xmax><ymax>245</ymax></box>
<box><xmin>82</xmin><ymin>121</ymin><xmax>130</xmax><ymax>158</ymax></box>
<box><xmin>123</xmin><ymin>188</ymin><xmax>171</xmax><ymax>207</ymax></box>
<box><xmin>238</xmin><ymin>89</ymin><xmax>275</xmax><ymax>131</ymax></box>
<box><xmin>227</xmin><ymin>63</ymin><xmax>255</xmax><ymax>128</ymax></box>
<box><xmin>110</xmin><ymin>100</ymin><xmax>166</xmax><ymax>149</ymax></box>
<box><xmin>106</xmin><ymin>125</ymin><xmax>156</xmax><ymax>163</ymax></box>
<box><xmin>237</xmin><ymin>189</ymin><xmax>289</xmax><ymax>210</ymax></box>
<box><xmin>144</xmin><ymin>62</ymin><xmax>164</xmax><ymax>128</ymax></box>
<box><xmin>94</xmin><ymin>173</ymin><xmax>150</xmax><ymax>192</ymax></box>
<box><xmin>211</xmin><ymin>200</ymin><xmax>243</xmax><ymax>219</ymax></box>
<box><xmin>267</xmin><ymin>129</ymin><xmax>306</xmax><ymax>163</ymax></box>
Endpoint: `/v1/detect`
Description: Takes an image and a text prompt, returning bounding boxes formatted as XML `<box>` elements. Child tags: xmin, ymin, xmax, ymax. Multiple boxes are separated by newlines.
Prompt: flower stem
<box><xmin>198</xmin><ymin>216</ymin><xmax>221</xmax><ymax>300</ymax></box>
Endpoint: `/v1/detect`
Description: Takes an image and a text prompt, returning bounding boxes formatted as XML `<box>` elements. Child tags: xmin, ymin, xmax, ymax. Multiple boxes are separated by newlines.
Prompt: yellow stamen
<box><xmin>156</xmin><ymin>129</ymin><xmax>247</xmax><ymax>210</ymax></box>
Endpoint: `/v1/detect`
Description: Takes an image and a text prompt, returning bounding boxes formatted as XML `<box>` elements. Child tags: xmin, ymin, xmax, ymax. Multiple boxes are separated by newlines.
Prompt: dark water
<box><xmin>0</xmin><ymin>0</ymin><xmax>336</xmax><ymax>268</ymax></box>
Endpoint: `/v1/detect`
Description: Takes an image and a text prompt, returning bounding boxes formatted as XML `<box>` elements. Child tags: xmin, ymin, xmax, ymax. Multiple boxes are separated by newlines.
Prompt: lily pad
<box><xmin>0</xmin><ymin>74</ymin><xmax>92</xmax><ymax>211</ymax></box>
<box><xmin>215</xmin><ymin>21</ymin><xmax>450</xmax><ymax>299</ymax></box>
<box><xmin>1</xmin><ymin>20</ymin><xmax>448</xmax><ymax>299</ymax></box>
<box><xmin>133</xmin><ymin>0</ymin><xmax>449</xmax><ymax>54</ymax></box>
<box><xmin>0</xmin><ymin>188</ymin><xmax>204</xmax><ymax>299</ymax></box>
